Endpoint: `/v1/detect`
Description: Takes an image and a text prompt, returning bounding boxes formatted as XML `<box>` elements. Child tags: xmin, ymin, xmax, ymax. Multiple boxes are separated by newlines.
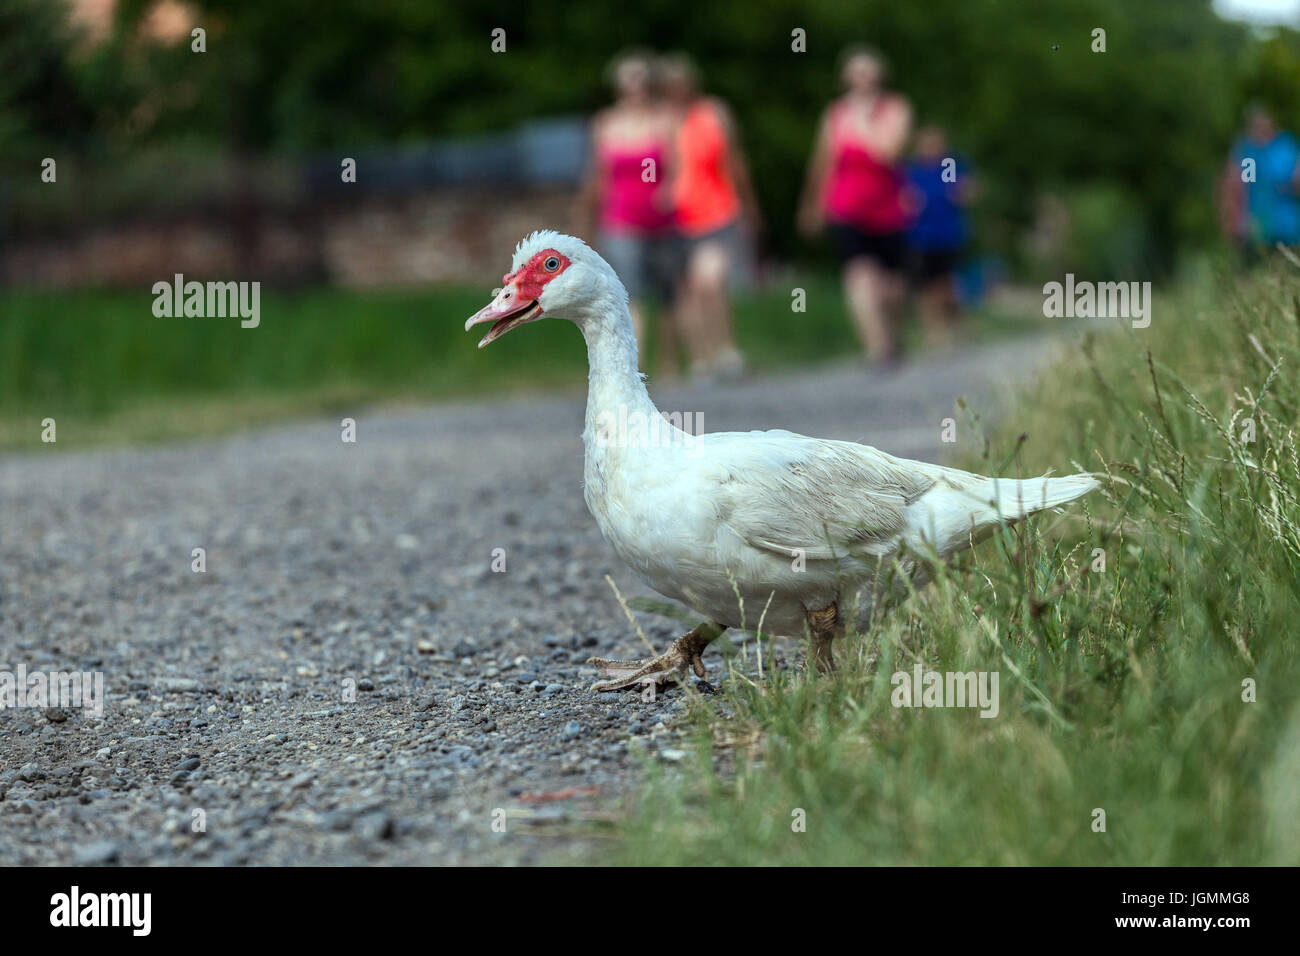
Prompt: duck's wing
<box><xmin>699</xmin><ymin>430</ymin><xmax>938</xmax><ymax>560</ymax></box>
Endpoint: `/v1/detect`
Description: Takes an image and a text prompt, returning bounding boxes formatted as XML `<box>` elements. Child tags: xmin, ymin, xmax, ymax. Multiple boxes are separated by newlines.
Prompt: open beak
<box><xmin>465</xmin><ymin>283</ymin><xmax>544</xmax><ymax>348</ymax></box>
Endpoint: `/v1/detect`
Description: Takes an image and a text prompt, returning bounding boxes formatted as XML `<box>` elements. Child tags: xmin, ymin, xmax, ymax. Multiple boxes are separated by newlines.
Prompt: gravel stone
<box><xmin>0</xmin><ymin>341</ymin><xmax>1046</xmax><ymax>864</ymax></box>
<box><xmin>73</xmin><ymin>840</ymin><xmax>120</xmax><ymax>865</ymax></box>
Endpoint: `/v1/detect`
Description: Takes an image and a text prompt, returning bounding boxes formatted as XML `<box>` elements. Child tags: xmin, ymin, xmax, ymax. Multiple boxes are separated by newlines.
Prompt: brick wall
<box><xmin>1</xmin><ymin>186</ymin><xmax>577</xmax><ymax>290</ymax></box>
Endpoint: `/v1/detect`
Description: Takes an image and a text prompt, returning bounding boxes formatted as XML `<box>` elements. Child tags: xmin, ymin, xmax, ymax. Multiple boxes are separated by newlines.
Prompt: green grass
<box><xmin>610</xmin><ymin>263</ymin><xmax>1300</xmax><ymax>866</ymax></box>
<box><xmin>0</xmin><ymin>285</ymin><xmax>585</xmax><ymax>448</ymax></box>
<box><xmin>0</xmin><ymin>277</ymin><xmax>1040</xmax><ymax>450</ymax></box>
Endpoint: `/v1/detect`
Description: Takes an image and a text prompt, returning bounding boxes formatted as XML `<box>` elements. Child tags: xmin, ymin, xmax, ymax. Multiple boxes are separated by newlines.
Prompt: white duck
<box><xmin>466</xmin><ymin>231</ymin><xmax>1097</xmax><ymax>691</ymax></box>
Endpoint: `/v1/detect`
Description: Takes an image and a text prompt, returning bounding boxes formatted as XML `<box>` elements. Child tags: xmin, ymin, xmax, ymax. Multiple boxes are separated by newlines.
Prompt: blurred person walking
<box><xmin>660</xmin><ymin>53</ymin><xmax>760</xmax><ymax>381</ymax></box>
<box><xmin>1219</xmin><ymin>104</ymin><xmax>1300</xmax><ymax>263</ymax></box>
<box><xmin>904</xmin><ymin>125</ymin><xmax>973</xmax><ymax>348</ymax></box>
<box><xmin>798</xmin><ymin>46</ymin><xmax>911</xmax><ymax>369</ymax></box>
<box><xmin>574</xmin><ymin>51</ymin><xmax>680</xmax><ymax>372</ymax></box>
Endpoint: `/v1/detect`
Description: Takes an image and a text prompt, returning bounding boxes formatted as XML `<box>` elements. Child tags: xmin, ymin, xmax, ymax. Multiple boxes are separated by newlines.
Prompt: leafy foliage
<box><xmin>0</xmin><ymin>0</ymin><xmax>1276</xmax><ymax>269</ymax></box>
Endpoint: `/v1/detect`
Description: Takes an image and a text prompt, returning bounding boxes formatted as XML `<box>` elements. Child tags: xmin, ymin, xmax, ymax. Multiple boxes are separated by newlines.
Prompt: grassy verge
<box><xmin>612</xmin><ymin>263</ymin><xmax>1300</xmax><ymax>865</ymax></box>
<box><xmin>0</xmin><ymin>277</ymin><xmax>1040</xmax><ymax>450</ymax></box>
<box><xmin>0</xmin><ymin>285</ymin><xmax>583</xmax><ymax>449</ymax></box>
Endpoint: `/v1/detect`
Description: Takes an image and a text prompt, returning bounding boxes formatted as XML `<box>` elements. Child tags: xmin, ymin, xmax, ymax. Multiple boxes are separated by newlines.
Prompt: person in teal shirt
<box><xmin>1220</xmin><ymin>105</ymin><xmax>1300</xmax><ymax>258</ymax></box>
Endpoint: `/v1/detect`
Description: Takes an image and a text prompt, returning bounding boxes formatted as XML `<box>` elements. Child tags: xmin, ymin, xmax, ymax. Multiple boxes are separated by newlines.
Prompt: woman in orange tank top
<box><xmin>661</xmin><ymin>53</ymin><xmax>760</xmax><ymax>381</ymax></box>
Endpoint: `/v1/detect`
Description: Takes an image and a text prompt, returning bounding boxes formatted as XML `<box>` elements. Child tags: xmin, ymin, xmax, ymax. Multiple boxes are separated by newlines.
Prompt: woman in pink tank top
<box><xmin>798</xmin><ymin>46</ymin><xmax>913</xmax><ymax>368</ymax></box>
<box><xmin>823</xmin><ymin>101</ymin><xmax>909</xmax><ymax>234</ymax></box>
<box><xmin>597</xmin><ymin>140</ymin><xmax>674</xmax><ymax>234</ymax></box>
<box><xmin>575</xmin><ymin>51</ymin><xmax>680</xmax><ymax>375</ymax></box>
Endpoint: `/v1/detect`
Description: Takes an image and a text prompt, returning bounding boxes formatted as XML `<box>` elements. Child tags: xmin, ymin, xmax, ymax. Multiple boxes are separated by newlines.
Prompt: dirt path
<box><xmin>0</xmin><ymin>335</ymin><xmax>1060</xmax><ymax>865</ymax></box>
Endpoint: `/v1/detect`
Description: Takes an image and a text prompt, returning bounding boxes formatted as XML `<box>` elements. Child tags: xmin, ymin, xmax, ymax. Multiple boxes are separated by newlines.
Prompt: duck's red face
<box><xmin>465</xmin><ymin>249</ymin><xmax>573</xmax><ymax>348</ymax></box>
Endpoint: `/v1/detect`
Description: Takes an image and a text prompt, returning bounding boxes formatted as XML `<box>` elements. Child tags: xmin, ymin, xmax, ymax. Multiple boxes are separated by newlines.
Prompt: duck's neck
<box><xmin>579</xmin><ymin>305</ymin><xmax>659</xmax><ymax>453</ymax></box>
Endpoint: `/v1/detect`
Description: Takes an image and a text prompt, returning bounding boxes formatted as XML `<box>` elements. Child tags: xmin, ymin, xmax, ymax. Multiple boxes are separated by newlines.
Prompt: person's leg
<box><xmin>879</xmin><ymin>236</ymin><xmax>909</xmax><ymax>356</ymax></box>
<box><xmin>918</xmin><ymin>272</ymin><xmax>955</xmax><ymax>348</ymax></box>
<box><xmin>884</xmin><ymin>268</ymin><xmax>907</xmax><ymax>351</ymax></box>
<box><xmin>651</xmin><ymin>235</ymin><xmax>684</xmax><ymax>380</ymax></box>
<box><xmin>844</xmin><ymin>257</ymin><xmax>894</xmax><ymax>362</ymax></box>
<box><xmin>599</xmin><ymin>232</ymin><xmax>650</xmax><ymax>360</ymax></box>
<box><xmin>940</xmin><ymin>263</ymin><xmax>962</xmax><ymax>328</ymax></box>
<box><xmin>655</xmin><ymin>302</ymin><xmax>682</xmax><ymax>381</ymax></box>
<box><xmin>673</xmin><ymin>240</ymin><xmax>706</xmax><ymax>371</ymax></box>
<box><xmin>629</xmin><ymin>301</ymin><xmax>647</xmax><ymax>358</ymax></box>
<box><xmin>684</xmin><ymin>237</ymin><xmax>740</xmax><ymax>374</ymax></box>
<box><xmin>678</xmin><ymin>244</ymin><xmax>712</xmax><ymax>367</ymax></box>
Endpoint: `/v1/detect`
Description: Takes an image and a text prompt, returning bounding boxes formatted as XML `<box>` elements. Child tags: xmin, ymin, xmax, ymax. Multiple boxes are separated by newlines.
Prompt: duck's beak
<box><xmin>465</xmin><ymin>283</ymin><xmax>545</xmax><ymax>348</ymax></box>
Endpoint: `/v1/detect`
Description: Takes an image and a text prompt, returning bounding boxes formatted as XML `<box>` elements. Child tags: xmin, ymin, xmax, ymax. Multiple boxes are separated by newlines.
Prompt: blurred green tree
<box><xmin>0</xmin><ymin>0</ymin><xmax>1261</xmax><ymax>273</ymax></box>
<box><xmin>0</xmin><ymin>0</ymin><xmax>100</xmax><ymax>166</ymax></box>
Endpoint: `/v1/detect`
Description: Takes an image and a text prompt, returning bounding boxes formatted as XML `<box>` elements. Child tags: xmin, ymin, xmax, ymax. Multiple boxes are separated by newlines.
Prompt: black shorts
<box><xmin>826</xmin><ymin>223</ymin><xmax>907</xmax><ymax>272</ymax></box>
<box><xmin>910</xmin><ymin>248</ymin><xmax>960</xmax><ymax>282</ymax></box>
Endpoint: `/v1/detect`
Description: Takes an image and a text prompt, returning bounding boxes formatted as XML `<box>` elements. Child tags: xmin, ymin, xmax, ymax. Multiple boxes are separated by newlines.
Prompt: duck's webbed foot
<box><xmin>587</xmin><ymin>621</ymin><xmax>726</xmax><ymax>693</ymax></box>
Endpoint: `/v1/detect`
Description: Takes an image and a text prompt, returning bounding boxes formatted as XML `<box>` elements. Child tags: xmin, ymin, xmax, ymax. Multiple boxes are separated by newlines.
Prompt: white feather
<box><xmin>498</xmin><ymin>233</ymin><xmax>1098</xmax><ymax>635</ymax></box>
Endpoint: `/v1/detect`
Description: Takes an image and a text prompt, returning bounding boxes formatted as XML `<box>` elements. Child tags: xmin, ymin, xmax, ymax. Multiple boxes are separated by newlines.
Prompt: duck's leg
<box><xmin>588</xmin><ymin>621</ymin><xmax>727</xmax><ymax>693</ymax></box>
<box><xmin>806</xmin><ymin>601</ymin><xmax>840</xmax><ymax>674</ymax></box>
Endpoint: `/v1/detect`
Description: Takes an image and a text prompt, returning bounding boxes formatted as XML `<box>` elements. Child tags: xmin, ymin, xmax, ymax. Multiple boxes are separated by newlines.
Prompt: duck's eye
<box><xmin>544</xmin><ymin>256</ymin><xmax>560</xmax><ymax>272</ymax></box>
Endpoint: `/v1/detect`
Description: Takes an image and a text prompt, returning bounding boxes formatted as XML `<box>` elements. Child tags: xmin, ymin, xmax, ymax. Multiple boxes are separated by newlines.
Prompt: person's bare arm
<box><xmin>655</xmin><ymin>107</ymin><xmax>683</xmax><ymax>215</ymax></box>
<box><xmin>864</xmin><ymin>95</ymin><xmax>911</xmax><ymax>164</ymax></box>
<box><xmin>572</xmin><ymin>112</ymin><xmax>607</xmax><ymax>238</ymax></box>
<box><xmin>717</xmin><ymin>101</ymin><xmax>761</xmax><ymax>233</ymax></box>
<box><xmin>798</xmin><ymin>108</ymin><xmax>833</xmax><ymax>237</ymax></box>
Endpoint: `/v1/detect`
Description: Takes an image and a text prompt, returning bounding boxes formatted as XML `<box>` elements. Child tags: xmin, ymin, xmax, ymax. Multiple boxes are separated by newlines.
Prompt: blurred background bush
<box><xmin>3</xmin><ymin>0</ymin><xmax>1300</xmax><ymax>445</ymax></box>
<box><xmin>5</xmin><ymin>0</ymin><xmax>1299</xmax><ymax>282</ymax></box>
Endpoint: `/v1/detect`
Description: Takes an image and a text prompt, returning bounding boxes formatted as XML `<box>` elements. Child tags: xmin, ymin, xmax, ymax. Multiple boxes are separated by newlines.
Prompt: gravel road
<box><xmin>0</xmin><ymin>335</ymin><xmax>1058</xmax><ymax>865</ymax></box>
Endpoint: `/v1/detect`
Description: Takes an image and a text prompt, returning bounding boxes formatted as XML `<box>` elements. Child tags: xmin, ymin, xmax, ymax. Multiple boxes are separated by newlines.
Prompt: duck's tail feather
<box><xmin>984</xmin><ymin>472</ymin><xmax>1100</xmax><ymax>521</ymax></box>
<box><xmin>908</xmin><ymin>469</ymin><xmax>1099</xmax><ymax>557</ymax></box>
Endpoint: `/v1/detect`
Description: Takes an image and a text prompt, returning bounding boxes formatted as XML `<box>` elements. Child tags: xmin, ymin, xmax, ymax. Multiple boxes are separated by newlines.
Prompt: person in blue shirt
<box><xmin>904</xmin><ymin>126</ymin><xmax>973</xmax><ymax>347</ymax></box>
<box><xmin>1220</xmin><ymin>105</ymin><xmax>1300</xmax><ymax>261</ymax></box>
